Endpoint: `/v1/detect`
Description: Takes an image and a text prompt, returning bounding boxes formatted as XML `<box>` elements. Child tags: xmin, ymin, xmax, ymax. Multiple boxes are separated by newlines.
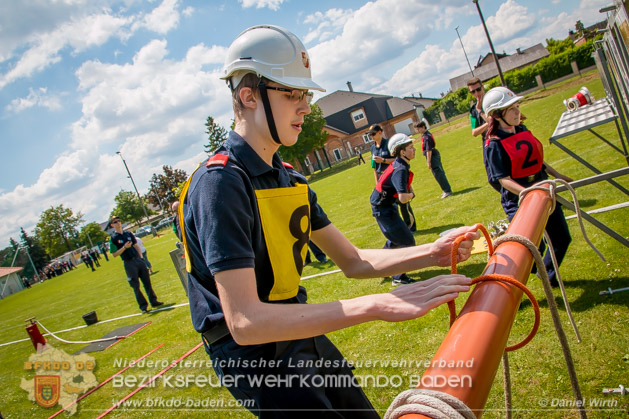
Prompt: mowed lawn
<box><xmin>0</xmin><ymin>70</ymin><xmax>628</xmax><ymax>418</ymax></box>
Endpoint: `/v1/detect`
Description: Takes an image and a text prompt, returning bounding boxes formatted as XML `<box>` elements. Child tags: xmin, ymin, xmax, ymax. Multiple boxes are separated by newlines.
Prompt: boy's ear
<box><xmin>239</xmin><ymin>87</ymin><xmax>257</xmax><ymax>110</ymax></box>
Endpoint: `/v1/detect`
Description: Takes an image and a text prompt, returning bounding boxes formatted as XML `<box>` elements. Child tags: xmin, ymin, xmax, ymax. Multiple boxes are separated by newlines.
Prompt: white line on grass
<box><xmin>2</xmin><ymin>271</ymin><xmax>343</xmax><ymax>348</ymax></box>
<box><xmin>0</xmin><ymin>302</ymin><xmax>190</xmax><ymax>347</ymax></box>
<box><xmin>301</xmin><ymin>269</ymin><xmax>342</xmax><ymax>280</ymax></box>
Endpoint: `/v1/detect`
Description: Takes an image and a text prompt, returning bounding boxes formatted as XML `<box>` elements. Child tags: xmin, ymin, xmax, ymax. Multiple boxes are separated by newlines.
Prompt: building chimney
<box><xmin>346</xmin><ymin>81</ymin><xmax>353</xmax><ymax>92</ymax></box>
<box><xmin>516</xmin><ymin>48</ymin><xmax>522</xmax><ymax>55</ymax></box>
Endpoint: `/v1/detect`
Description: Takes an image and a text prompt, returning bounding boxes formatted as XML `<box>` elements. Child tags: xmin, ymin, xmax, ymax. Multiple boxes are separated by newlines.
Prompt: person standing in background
<box><xmin>416</xmin><ymin>121</ymin><xmax>453</xmax><ymax>198</ymax></box>
<box><xmin>109</xmin><ymin>216</ymin><xmax>162</xmax><ymax>313</ymax></box>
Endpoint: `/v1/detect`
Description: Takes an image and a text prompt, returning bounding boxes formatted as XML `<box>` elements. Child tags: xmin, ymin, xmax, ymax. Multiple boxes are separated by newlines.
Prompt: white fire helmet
<box><xmin>388</xmin><ymin>133</ymin><xmax>413</xmax><ymax>156</ymax></box>
<box><xmin>221</xmin><ymin>25</ymin><xmax>325</xmax><ymax>92</ymax></box>
<box><xmin>482</xmin><ymin>86</ymin><xmax>522</xmax><ymax>116</ymax></box>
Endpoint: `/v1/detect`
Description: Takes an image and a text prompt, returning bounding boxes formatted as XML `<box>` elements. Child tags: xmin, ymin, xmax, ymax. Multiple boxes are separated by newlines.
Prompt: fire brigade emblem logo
<box><xmin>21</xmin><ymin>345</ymin><xmax>97</xmax><ymax>415</ymax></box>
<box><xmin>301</xmin><ymin>51</ymin><xmax>309</xmax><ymax>69</ymax></box>
<box><xmin>34</xmin><ymin>375</ymin><xmax>60</xmax><ymax>408</ymax></box>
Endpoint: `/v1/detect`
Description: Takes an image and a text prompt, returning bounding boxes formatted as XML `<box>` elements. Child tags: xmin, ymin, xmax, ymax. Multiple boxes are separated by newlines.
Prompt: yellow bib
<box><xmin>255</xmin><ymin>183</ymin><xmax>310</xmax><ymax>301</ymax></box>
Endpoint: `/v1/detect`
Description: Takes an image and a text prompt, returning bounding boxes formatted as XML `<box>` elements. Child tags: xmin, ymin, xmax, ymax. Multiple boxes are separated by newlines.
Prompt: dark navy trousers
<box><xmin>427</xmin><ymin>149</ymin><xmax>452</xmax><ymax>193</ymax></box>
<box><xmin>372</xmin><ymin>206</ymin><xmax>415</xmax><ymax>281</ymax></box>
<box><xmin>504</xmin><ymin>203</ymin><xmax>571</xmax><ymax>285</ymax></box>
<box><xmin>123</xmin><ymin>258</ymin><xmax>158</xmax><ymax>311</ymax></box>
<box><xmin>206</xmin><ymin>335</ymin><xmax>379</xmax><ymax>418</ymax></box>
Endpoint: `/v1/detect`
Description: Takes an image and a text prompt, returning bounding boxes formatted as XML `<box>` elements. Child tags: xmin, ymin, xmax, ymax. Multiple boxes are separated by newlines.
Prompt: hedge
<box><xmin>423</xmin><ymin>38</ymin><xmax>599</xmax><ymax>124</ymax></box>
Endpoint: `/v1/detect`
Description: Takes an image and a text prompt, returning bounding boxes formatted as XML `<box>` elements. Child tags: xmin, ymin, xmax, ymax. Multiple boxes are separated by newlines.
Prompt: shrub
<box><xmin>423</xmin><ymin>38</ymin><xmax>599</xmax><ymax>118</ymax></box>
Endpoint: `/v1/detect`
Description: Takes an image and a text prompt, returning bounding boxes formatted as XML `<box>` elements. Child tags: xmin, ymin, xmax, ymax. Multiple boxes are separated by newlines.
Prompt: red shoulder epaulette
<box><xmin>282</xmin><ymin>162</ymin><xmax>294</xmax><ymax>169</ymax></box>
<box><xmin>207</xmin><ymin>153</ymin><xmax>229</xmax><ymax>168</ymax></box>
<box><xmin>485</xmin><ymin>136</ymin><xmax>499</xmax><ymax>147</ymax></box>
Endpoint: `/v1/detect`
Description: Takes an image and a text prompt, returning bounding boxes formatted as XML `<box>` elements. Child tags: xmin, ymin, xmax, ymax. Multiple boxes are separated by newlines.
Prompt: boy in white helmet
<box><xmin>179</xmin><ymin>25</ymin><xmax>479</xmax><ymax>417</ymax></box>
<box><xmin>370</xmin><ymin>133</ymin><xmax>418</xmax><ymax>286</ymax></box>
<box><xmin>483</xmin><ymin>87</ymin><xmax>573</xmax><ymax>287</ymax></box>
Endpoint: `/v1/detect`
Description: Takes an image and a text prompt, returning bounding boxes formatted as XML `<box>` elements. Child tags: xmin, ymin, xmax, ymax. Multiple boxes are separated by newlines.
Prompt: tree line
<box><xmin>1</xmin><ymin>165</ymin><xmax>188</xmax><ymax>278</ymax></box>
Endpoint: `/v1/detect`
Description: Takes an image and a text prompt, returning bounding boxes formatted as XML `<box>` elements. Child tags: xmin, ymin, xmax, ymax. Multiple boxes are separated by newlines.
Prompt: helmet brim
<box><xmin>486</xmin><ymin>95</ymin><xmax>523</xmax><ymax>115</ymax></box>
<box><xmin>221</xmin><ymin>70</ymin><xmax>325</xmax><ymax>92</ymax></box>
<box><xmin>265</xmin><ymin>75</ymin><xmax>326</xmax><ymax>92</ymax></box>
<box><xmin>502</xmin><ymin>95</ymin><xmax>523</xmax><ymax>109</ymax></box>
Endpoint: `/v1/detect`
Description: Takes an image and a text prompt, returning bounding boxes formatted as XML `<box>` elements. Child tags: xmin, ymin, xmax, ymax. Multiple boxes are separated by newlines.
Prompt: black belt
<box><xmin>518</xmin><ymin>173</ymin><xmax>542</xmax><ymax>183</ymax></box>
<box><xmin>201</xmin><ymin>320</ymin><xmax>231</xmax><ymax>345</ymax></box>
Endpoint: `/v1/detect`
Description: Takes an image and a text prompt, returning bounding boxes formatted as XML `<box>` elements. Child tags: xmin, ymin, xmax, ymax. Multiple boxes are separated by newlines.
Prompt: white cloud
<box><xmin>307</xmin><ymin>0</ymin><xmax>435</xmax><ymax>89</ymax></box>
<box><xmin>0</xmin><ymin>0</ymin><xmax>97</xmax><ymax>62</ymax></box>
<box><xmin>238</xmin><ymin>0</ymin><xmax>285</xmax><ymax>11</ymax></box>
<box><xmin>353</xmin><ymin>0</ymin><xmax>608</xmax><ymax>98</ymax></box>
<box><xmin>485</xmin><ymin>0</ymin><xmax>536</xmax><ymax>42</ymax></box>
<box><xmin>132</xmin><ymin>0</ymin><xmax>181</xmax><ymax>34</ymax></box>
<box><xmin>0</xmin><ymin>149</ymin><xmax>96</xmax><ymax>242</ymax></box>
<box><xmin>182</xmin><ymin>6</ymin><xmax>194</xmax><ymax>18</ymax></box>
<box><xmin>5</xmin><ymin>87</ymin><xmax>62</xmax><ymax>113</ymax></box>
<box><xmin>0</xmin><ymin>13</ymin><xmax>130</xmax><ymax>89</ymax></box>
<box><xmin>376</xmin><ymin>43</ymin><xmax>463</xmax><ymax>98</ymax></box>
<box><xmin>0</xmin><ymin>36</ymin><xmax>232</xmax><ymax>245</ymax></box>
<box><xmin>72</xmin><ymin>39</ymin><xmax>229</xmax><ymax>151</ymax></box>
<box><xmin>303</xmin><ymin>8</ymin><xmax>354</xmax><ymax>44</ymax></box>
<box><xmin>304</xmin><ymin>0</ymin><xmax>471</xmax><ymax>94</ymax></box>
<box><xmin>0</xmin><ymin>0</ymin><xmax>186</xmax><ymax>90</ymax></box>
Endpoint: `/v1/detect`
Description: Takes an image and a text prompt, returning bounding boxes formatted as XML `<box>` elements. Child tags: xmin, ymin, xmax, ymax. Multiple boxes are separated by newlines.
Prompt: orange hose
<box><xmin>447</xmin><ymin>223</ymin><xmax>540</xmax><ymax>352</ymax></box>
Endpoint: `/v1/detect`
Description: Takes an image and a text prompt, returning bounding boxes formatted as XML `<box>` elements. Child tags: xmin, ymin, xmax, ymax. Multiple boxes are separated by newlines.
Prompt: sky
<box><xmin>0</xmin><ymin>0</ymin><xmax>610</xmax><ymax>248</ymax></box>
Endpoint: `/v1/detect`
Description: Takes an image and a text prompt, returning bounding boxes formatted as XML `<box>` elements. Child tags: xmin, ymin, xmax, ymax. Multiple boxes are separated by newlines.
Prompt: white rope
<box><xmin>543</xmin><ymin>231</ymin><xmax>582</xmax><ymax>342</ymax></box>
<box><xmin>383</xmin><ymin>389</ymin><xmax>475</xmax><ymax>419</ymax></box>
<box><xmin>518</xmin><ymin>178</ymin><xmax>605</xmax><ymax>262</ymax></box>
<box><xmin>36</xmin><ymin>321</ymin><xmax>125</xmax><ymax>345</ymax></box>
<box><xmin>518</xmin><ymin>177</ymin><xmax>600</xmax><ymax>343</ymax></box>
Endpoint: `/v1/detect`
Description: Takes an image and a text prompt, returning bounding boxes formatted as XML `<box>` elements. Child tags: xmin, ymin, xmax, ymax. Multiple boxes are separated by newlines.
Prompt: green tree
<box><xmin>79</xmin><ymin>222</ymin><xmax>108</xmax><ymax>248</ymax></box>
<box><xmin>112</xmin><ymin>190</ymin><xmax>149</xmax><ymax>226</ymax></box>
<box><xmin>19</xmin><ymin>228</ymin><xmax>50</xmax><ymax>278</ymax></box>
<box><xmin>575</xmin><ymin>20</ymin><xmax>585</xmax><ymax>35</ymax></box>
<box><xmin>146</xmin><ymin>165</ymin><xmax>188</xmax><ymax>213</ymax></box>
<box><xmin>545</xmin><ymin>37</ymin><xmax>574</xmax><ymax>55</ymax></box>
<box><xmin>1</xmin><ymin>238</ymin><xmax>20</xmax><ymax>268</ymax></box>
<box><xmin>277</xmin><ymin>104</ymin><xmax>328</xmax><ymax>173</ymax></box>
<box><xmin>204</xmin><ymin>116</ymin><xmax>228</xmax><ymax>155</ymax></box>
<box><xmin>0</xmin><ymin>245</ymin><xmax>15</xmax><ymax>267</ymax></box>
<box><xmin>35</xmin><ymin>205</ymin><xmax>84</xmax><ymax>257</ymax></box>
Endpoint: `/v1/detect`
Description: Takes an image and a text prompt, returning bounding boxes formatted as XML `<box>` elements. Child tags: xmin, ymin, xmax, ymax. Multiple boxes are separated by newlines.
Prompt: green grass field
<box><xmin>1</xmin><ymin>70</ymin><xmax>628</xmax><ymax>418</ymax></box>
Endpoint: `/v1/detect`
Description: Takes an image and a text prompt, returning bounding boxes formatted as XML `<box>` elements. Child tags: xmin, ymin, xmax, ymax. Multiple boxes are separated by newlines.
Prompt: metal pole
<box><xmin>152</xmin><ymin>187</ymin><xmax>165</xmax><ymax>214</ymax></box>
<box><xmin>10</xmin><ymin>246</ymin><xmax>39</xmax><ymax>281</ymax></box>
<box><xmin>21</xmin><ymin>246</ymin><xmax>39</xmax><ymax>281</ymax></box>
<box><xmin>116</xmin><ymin>151</ymin><xmax>151</xmax><ymax>228</ymax></box>
<box><xmin>85</xmin><ymin>230</ymin><xmax>94</xmax><ymax>248</ymax></box>
<box><xmin>455</xmin><ymin>26</ymin><xmax>474</xmax><ymax>76</ymax></box>
<box><xmin>472</xmin><ymin>0</ymin><xmax>507</xmax><ymax>87</ymax></box>
<box><xmin>9</xmin><ymin>247</ymin><xmax>20</xmax><ymax>267</ymax></box>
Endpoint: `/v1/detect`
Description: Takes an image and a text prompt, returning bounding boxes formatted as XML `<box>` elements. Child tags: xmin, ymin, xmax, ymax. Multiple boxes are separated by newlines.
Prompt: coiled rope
<box><xmin>447</xmin><ymin>224</ymin><xmax>541</xmax><ymax>352</ymax></box>
<box><xmin>384</xmin><ymin>388</ymin><xmax>475</xmax><ymax>419</ymax></box>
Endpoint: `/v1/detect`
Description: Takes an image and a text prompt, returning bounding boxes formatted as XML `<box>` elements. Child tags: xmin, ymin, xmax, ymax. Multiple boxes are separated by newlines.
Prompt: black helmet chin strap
<box><xmin>257</xmin><ymin>78</ymin><xmax>282</xmax><ymax>145</ymax></box>
<box><xmin>496</xmin><ymin>109</ymin><xmax>514</xmax><ymax>127</ymax></box>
